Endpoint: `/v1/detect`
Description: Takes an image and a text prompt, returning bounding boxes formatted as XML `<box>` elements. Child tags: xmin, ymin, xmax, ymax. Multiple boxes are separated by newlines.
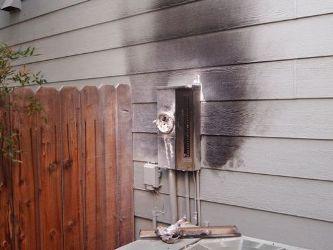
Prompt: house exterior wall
<box><xmin>1</xmin><ymin>0</ymin><xmax>333</xmax><ymax>249</ymax></box>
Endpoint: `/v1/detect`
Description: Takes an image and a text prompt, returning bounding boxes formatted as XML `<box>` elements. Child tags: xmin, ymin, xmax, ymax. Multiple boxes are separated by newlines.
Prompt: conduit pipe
<box><xmin>168</xmin><ymin>169</ymin><xmax>178</xmax><ymax>223</ymax></box>
<box><xmin>196</xmin><ymin>170</ymin><xmax>201</xmax><ymax>226</ymax></box>
<box><xmin>192</xmin><ymin>172</ymin><xmax>198</xmax><ymax>225</ymax></box>
<box><xmin>184</xmin><ymin>172</ymin><xmax>191</xmax><ymax>222</ymax></box>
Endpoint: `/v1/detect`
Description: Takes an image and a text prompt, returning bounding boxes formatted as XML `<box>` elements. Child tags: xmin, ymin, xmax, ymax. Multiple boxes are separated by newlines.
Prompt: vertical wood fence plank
<box><xmin>0</xmin><ymin>161</ymin><xmax>11</xmax><ymax>250</ymax></box>
<box><xmin>11</xmin><ymin>88</ymin><xmax>39</xmax><ymax>250</ymax></box>
<box><xmin>36</xmin><ymin>87</ymin><xmax>63</xmax><ymax>250</ymax></box>
<box><xmin>60</xmin><ymin>87</ymin><xmax>83</xmax><ymax>250</ymax></box>
<box><xmin>95</xmin><ymin>89</ymin><xmax>106</xmax><ymax>250</ymax></box>
<box><xmin>81</xmin><ymin>86</ymin><xmax>99</xmax><ymax>250</ymax></box>
<box><xmin>116</xmin><ymin>84</ymin><xmax>134</xmax><ymax>246</ymax></box>
<box><xmin>0</xmin><ymin>97</ymin><xmax>12</xmax><ymax>250</ymax></box>
<box><xmin>99</xmin><ymin>85</ymin><xmax>117</xmax><ymax>249</ymax></box>
<box><xmin>0</xmin><ymin>171</ymin><xmax>11</xmax><ymax>250</ymax></box>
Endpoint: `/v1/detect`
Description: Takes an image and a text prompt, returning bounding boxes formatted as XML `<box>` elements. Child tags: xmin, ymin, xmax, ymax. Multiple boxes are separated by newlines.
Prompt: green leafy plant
<box><xmin>0</xmin><ymin>42</ymin><xmax>46</xmax><ymax>163</ymax></box>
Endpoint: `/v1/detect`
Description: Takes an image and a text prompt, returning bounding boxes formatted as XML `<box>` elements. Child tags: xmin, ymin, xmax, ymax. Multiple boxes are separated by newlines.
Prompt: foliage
<box><xmin>0</xmin><ymin>42</ymin><xmax>46</xmax><ymax>163</ymax></box>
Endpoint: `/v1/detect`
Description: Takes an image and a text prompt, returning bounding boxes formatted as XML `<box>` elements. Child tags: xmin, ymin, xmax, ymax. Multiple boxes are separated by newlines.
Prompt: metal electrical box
<box><xmin>156</xmin><ymin>85</ymin><xmax>201</xmax><ymax>171</ymax></box>
<box><xmin>143</xmin><ymin>163</ymin><xmax>161</xmax><ymax>190</ymax></box>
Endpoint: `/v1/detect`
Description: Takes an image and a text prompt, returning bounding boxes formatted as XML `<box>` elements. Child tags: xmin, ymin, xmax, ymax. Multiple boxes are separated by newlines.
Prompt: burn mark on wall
<box><xmin>201</xmin><ymin>136</ymin><xmax>244</xmax><ymax>169</ymax></box>
<box><xmin>120</xmin><ymin>1</ymin><xmax>253</xmax><ymax>169</ymax></box>
<box><xmin>200</xmin><ymin>70</ymin><xmax>250</xmax><ymax>168</ymax></box>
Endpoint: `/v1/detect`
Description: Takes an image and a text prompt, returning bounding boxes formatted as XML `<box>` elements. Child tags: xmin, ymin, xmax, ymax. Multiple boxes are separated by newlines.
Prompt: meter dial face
<box><xmin>156</xmin><ymin>113</ymin><xmax>174</xmax><ymax>133</ymax></box>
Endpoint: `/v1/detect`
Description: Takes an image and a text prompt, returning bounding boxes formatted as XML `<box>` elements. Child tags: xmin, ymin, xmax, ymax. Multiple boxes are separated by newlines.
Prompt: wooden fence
<box><xmin>0</xmin><ymin>85</ymin><xmax>133</xmax><ymax>250</ymax></box>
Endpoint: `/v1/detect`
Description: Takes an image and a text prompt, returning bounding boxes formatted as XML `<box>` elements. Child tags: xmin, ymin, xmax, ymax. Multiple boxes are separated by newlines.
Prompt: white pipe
<box><xmin>169</xmin><ymin>169</ymin><xmax>178</xmax><ymax>223</ymax></box>
<box><xmin>184</xmin><ymin>172</ymin><xmax>191</xmax><ymax>222</ymax></box>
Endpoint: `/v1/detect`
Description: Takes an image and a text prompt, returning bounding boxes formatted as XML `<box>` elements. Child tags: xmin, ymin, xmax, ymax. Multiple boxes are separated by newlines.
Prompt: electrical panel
<box><xmin>156</xmin><ymin>85</ymin><xmax>201</xmax><ymax>171</ymax></box>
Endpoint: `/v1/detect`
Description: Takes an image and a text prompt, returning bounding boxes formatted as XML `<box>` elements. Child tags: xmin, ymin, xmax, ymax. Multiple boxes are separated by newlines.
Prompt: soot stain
<box><xmin>201</xmin><ymin>69</ymin><xmax>250</xmax><ymax>169</ymax></box>
<box><xmin>120</xmin><ymin>2</ymin><xmax>252</xmax><ymax>169</ymax></box>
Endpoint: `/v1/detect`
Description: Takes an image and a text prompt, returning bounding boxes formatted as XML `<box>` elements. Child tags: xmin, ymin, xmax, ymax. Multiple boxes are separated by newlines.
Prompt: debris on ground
<box><xmin>140</xmin><ymin>217</ymin><xmax>241</xmax><ymax>244</ymax></box>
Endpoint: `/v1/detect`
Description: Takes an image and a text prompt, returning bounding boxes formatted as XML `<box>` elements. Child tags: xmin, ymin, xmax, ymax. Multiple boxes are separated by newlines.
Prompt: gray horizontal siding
<box><xmin>201</xmin><ymin>57</ymin><xmax>333</xmax><ymax>101</ymax></box>
<box><xmin>296</xmin><ymin>0</ymin><xmax>333</xmax><ymax>17</ymax></box>
<box><xmin>200</xmin><ymin>169</ymin><xmax>333</xmax><ymax>222</ymax></box>
<box><xmin>43</xmin><ymin>56</ymin><xmax>333</xmax><ymax>101</ymax></box>
<box><xmin>12</xmin><ymin>0</ymin><xmax>295</xmax><ymax>64</ymax></box>
<box><xmin>201</xmin><ymin>99</ymin><xmax>333</xmax><ymax>139</ymax></box>
<box><xmin>0</xmin><ymin>0</ymin><xmax>88</xmax><ymax>29</ymax></box>
<box><xmin>5</xmin><ymin>0</ymin><xmax>333</xmax><ymax>62</ymax></box>
<box><xmin>1</xmin><ymin>0</ymin><xmax>196</xmax><ymax>46</ymax></box>
<box><xmin>202</xmin><ymin>136</ymin><xmax>333</xmax><ymax>181</ymax></box>
<box><xmin>133</xmin><ymin>104</ymin><xmax>157</xmax><ymax>133</ymax></box>
<box><xmin>23</xmin><ymin>14</ymin><xmax>333</xmax><ymax>83</ymax></box>
<box><xmin>133</xmin><ymin>133</ymin><xmax>157</xmax><ymax>163</ymax></box>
